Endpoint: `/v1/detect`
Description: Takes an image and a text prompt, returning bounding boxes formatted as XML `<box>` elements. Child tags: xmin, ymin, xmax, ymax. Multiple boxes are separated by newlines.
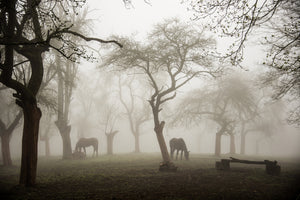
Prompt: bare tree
<box><xmin>261</xmin><ymin>2</ymin><xmax>299</xmax><ymax>116</ymax></box>
<box><xmin>249</xmin><ymin>100</ymin><xmax>285</xmax><ymax>155</ymax></box>
<box><xmin>0</xmin><ymin>0</ymin><xmax>121</xmax><ymax>186</ymax></box>
<box><xmin>38</xmin><ymin>53</ymin><xmax>58</xmax><ymax>158</ymax></box>
<box><xmin>54</xmin><ymin>54</ymin><xmax>77</xmax><ymax>159</ymax></box>
<box><xmin>239</xmin><ymin>97</ymin><xmax>264</xmax><ymax>155</ymax></box>
<box><xmin>0</xmin><ymin>49</ymin><xmax>56</xmax><ymax>165</ymax></box>
<box><xmin>101</xmin><ymin>104</ymin><xmax>120</xmax><ymax>155</ymax></box>
<box><xmin>118</xmin><ymin>75</ymin><xmax>151</xmax><ymax>153</ymax></box>
<box><xmin>74</xmin><ymin>81</ymin><xmax>98</xmax><ymax>139</ymax></box>
<box><xmin>39</xmin><ymin>111</ymin><xmax>56</xmax><ymax>157</ymax></box>
<box><xmin>173</xmin><ymin>76</ymin><xmax>256</xmax><ymax>156</ymax></box>
<box><xmin>103</xmin><ymin>18</ymin><xmax>219</xmax><ymax>170</ymax></box>
<box><xmin>0</xmin><ymin>112</ymin><xmax>22</xmax><ymax>166</ymax></box>
<box><xmin>0</xmin><ymin>91</ymin><xmax>22</xmax><ymax>166</ymax></box>
<box><xmin>93</xmin><ymin>71</ymin><xmax>121</xmax><ymax>155</ymax></box>
<box><xmin>185</xmin><ymin>0</ymin><xmax>300</xmax><ymax>125</ymax></box>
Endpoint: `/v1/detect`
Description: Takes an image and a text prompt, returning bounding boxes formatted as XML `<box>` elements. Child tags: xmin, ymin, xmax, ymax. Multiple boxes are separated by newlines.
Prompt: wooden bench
<box><xmin>216</xmin><ymin>157</ymin><xmax>281</xmax><ymax>175</ymax></box>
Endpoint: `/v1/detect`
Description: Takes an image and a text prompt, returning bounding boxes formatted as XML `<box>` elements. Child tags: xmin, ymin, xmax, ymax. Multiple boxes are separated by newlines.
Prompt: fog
<box><xmin>1</xmin><ymin>0</ymin><xmax>299</xmax><ymax>162</ymax></box>
<box><xmin>3</xmin><ymin>66</ymin><xmax>300</xmax><ymax>161</ymax></box>
<box><xmin>5</xmin><ymin>111</ymin><xmax>300</xmax><ymax>159</ymax></box>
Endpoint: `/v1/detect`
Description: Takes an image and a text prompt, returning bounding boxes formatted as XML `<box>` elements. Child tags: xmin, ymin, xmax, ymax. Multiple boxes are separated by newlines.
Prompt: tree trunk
<box><xmin>62</xmin><ymin>126</ymin><xmax>72</xmax><ymax>159</ymax></box>
<box><xmin>1</xmin><ymin>133</ymin><xmax>12</xmax><ymax>166</ymax></box>
<box><xmin>229</xmin><ymin>134</ymin><xmax>236</xmax><ymax>154</ymax></box>
<box><xmin>55</xmin><ymin>121</ymin><xmax>72</xmax><ymax>159</ymax></box>
<box><xmin>240</xmin><ymin>132</ymin><xmax>246</xmax><ymax>155</ymax></box>
<box><xmin>62</xmin><ymin>132</ymin><xmax>72</xmax><ymax>159</ymax></box>
<box><xmin>154</xmin><ymin>122</ymin><xmax>171</xmax><ymax>163</ymax></box>
<box><xmin>134</xmin><ymin>132</ymin><xmax>140</xmax><ymax>153</ymax></box>
<box><xmin>106</xmin><ymin>131</ymin><xmax>118</xmax><ymax>155</ymax></box>
<box><xmin>0</xmin><ymin>112</ymin><xmax>22</xmax><ymax>166</ymax></box>
<box><xmin>55</xmin><ymin>56</ymin><xmax>72</xmax><ymax>159</ymax></box>
<box><xmin>154</xmin><ymin>121</ymin><xmax>177</xmax><ymax>171</ymax></box>
<box><xmin>106</xmin><ymin>135</ymin><xmax>114</xmax><ymax>155</ymax></box>
<box><xmin>215</xmin><ymin>132</ymin><xmax>222</xmax><ymax>156</ymax></box>
<box><xmin>19</xmin><ymin>101</ymin><xmax>41</xmax><ymax>186</ymax></box>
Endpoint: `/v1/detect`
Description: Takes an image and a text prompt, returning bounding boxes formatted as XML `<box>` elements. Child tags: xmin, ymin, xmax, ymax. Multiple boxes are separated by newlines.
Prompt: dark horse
<box><xmin>75</xmin><ymin>138</ymin><xmax>98</xmax><ymax>157</ymax></box>
<box><xmin>169</xmin><ymin>138</ymin><xmax>189</xmax><ymax>160</ymax></box>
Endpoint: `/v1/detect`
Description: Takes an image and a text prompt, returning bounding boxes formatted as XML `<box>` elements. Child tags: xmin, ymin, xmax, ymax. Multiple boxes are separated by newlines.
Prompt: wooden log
<box><xmin>221</xmin><ymin>159</ymin><xmax>230</xmax><ymax>170</ymax></box>
<box><xmin>229</xmin><ymin>157</ymin><xmax>266</xmax><ymax>165</ymax></box>
<box><xmin>265</xmin><ymin>160</ymin><xmax>281</xmax><ymax>175</ymax></box>
<box><xmin>215</xmin><ymin>160</ymin><xmax>230</xmax><ymax>170</ymax></box>
<box><xmin>215</xmin><ymin>157</ymin><xmax>281</xmax><ymax>175</ymax></box>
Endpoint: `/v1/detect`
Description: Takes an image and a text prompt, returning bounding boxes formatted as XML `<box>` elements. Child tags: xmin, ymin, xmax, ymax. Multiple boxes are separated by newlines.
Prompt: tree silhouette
<box><xmin>173</xmin><ymin>76</ymin><xmax>256</xmax><ymax>156</ymax></box>
<box><xmin>103</xmin><ymin>18</ymin><xmax>220</xmax><ymax>170</ymax></box>
<box><xmin>0</xmin><ymin>0</ymin><xmax>121</xmax><ymax>186</ymax></box>
<box><xmin>118</xmin><ymin>75</ymin><xmax>151</xmax><ymax>153</ymax></box>
<box><xmin>185</xmin><ymin>0</ymin><xmax>300</xmax><ymax>125</ymax></box>
<box><xmin>0</xmin><ymin>91</ymin><xmax>22</xmax><ymax>166</ymax></box>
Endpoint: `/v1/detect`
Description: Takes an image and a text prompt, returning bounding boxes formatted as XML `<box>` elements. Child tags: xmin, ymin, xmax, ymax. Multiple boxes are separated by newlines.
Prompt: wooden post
<box><xmin>215</xmin><ymin>159</ymin><xmax>230</xmax><ymax>170</ymax></box>
<box><xmin>265</xmin><ymin>160</ymin><xmax>281</xmax><ymax>175</ymax></box>
<box><xmin>221</xmin><ymin>159</ymin><xmax>230</xmax><ymax>170</ymax></box>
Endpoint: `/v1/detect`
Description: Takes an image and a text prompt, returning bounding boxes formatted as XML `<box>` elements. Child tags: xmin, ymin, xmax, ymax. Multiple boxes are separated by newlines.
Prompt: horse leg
<box><xmin>176</xmin><ymin>149</ymin><xmax>179</xmax><ymax>160</ymax></box>
<box><xmin>93</xmin><ymin>145</ymin><xmax>97</xmax><ymax>157</ymax></box>
<box><xmin>84</xmin><ymin>147</ymin><xmax>86</xmax><ymax>156</ymax></box>
<box><xmin>170</xmin><ymin>147</ymin><xmax>174</xmax><ymax>159</ymax></box>
<box><xmin>180</xmin><ymin>150</ymin><xmax>183</xmax><ymax>160</ymax></box>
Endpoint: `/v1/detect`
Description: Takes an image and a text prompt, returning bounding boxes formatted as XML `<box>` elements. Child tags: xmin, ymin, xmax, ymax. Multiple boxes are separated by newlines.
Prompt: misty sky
<box><xmin>87</xmin><ymin>0</ymin><xmax>191</xmax><ymax>37</ymax></box>
<box><xmin>64</xmin><ymin>0</ymin><xmax>299</xmax><ymax>157</ymax></box>
<box><xmin>58</xmin><ymin>0</ymin><xmax>297</xmax><ymax>155</ymax></box>
<box><xmin>4</xmin><ymin>0</ymin><xmax>299</xmax><ymax>159</ymax></box>
<box><xmin>84</xmin><ymin>0</ymin><xmax>266</xmax><ymax>69</ymax></box>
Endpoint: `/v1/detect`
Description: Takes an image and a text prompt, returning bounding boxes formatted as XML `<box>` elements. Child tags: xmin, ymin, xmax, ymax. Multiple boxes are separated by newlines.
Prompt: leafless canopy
<box><xmin>172</xmin><ymin>76</ymin><xmax>257</xmax><ymax>131</ymax></box>
<box><xmin>184</xmin><ymin>0</ymin><xmax>299</xmax><ymax>125</ymax></box>
<box><xmin>103</xmin><ymin>19</ymin><xmax>223</xmax><ymax>127</ymax></box>
<box><xmin>0</xmin><ymin>0</ymin><xmax>122</xmax><ymax>62</ymax></box>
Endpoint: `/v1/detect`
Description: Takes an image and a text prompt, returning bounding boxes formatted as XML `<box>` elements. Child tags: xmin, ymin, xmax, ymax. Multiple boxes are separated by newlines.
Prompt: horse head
<box><xmin>185</xmin><ymin>150</ymin><xmax>190</xmax><ymax>160</ymax></box>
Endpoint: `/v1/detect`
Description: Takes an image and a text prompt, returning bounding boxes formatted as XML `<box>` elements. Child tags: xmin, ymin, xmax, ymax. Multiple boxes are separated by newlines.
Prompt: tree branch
<box><xmin>161</xmin><ymin>92</ymin><xmax>176</xmax><ymax>104</ymax></box>
<box><xmin>60</xmin><ymin>30</ymin><xmax>123</xmax><ymax>48</ymax></box>
<box><xmin>7</xmin><ymin>111</ymin><xmax>22</xmax><ymax>133</ymax></box>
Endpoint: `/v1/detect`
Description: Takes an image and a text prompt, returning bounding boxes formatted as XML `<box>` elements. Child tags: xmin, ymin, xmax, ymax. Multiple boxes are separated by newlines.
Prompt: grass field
<box><xmin>0</xmin><ymin>153</ymin><xmax>299</xmax><ymax>200</ymax></box>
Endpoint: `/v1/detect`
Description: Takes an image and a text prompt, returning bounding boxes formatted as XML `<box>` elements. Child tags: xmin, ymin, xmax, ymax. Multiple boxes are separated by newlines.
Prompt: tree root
<box><xmin>159</xmin><ymin>161</ymin><xmax>177</xmax><ymax>172</ymax></box>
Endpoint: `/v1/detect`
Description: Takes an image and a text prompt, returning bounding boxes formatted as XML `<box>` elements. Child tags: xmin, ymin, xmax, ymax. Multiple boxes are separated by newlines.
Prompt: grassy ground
<box><xmin>0</xmin><ymin>153</ymin><xmax>299</xmax><ymax>200</ymax></box>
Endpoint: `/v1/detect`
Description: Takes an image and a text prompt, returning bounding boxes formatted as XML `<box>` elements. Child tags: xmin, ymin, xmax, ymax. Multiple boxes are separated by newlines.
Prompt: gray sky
<box><xmin>87</xmin><ymin>0</ymin><xmax>191</xmax><ymax>38</ymax></box>
<box><xmin>85</xmin><ymin>0</ymin><xmax>265</xmax><ymax>68</ymax></box>
<box><xmin>67</xmin><ymin>0</ymin><xmax>300</xmax><ymax>157</ymax></box>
